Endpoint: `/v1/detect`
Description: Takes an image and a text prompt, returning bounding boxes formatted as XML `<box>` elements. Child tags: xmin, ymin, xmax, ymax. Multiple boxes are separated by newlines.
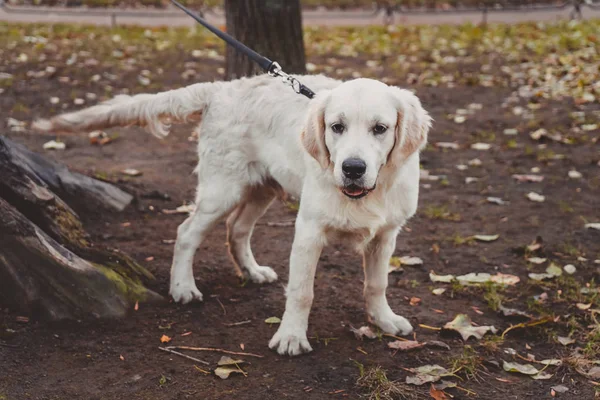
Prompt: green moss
<box><xmin>95</xmin><ymin>264</ymin><xmax>152</xmax><ymax>303</ymax></box>
<box><xmin>52</xmin><ymin>204</ymin><xmax>90</xmax><ymax>248</ymax></box>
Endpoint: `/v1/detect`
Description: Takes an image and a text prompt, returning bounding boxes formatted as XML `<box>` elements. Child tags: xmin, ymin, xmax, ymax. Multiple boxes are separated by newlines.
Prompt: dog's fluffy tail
<box><xmin>32</xmin><ymin>82</ymin><xmax>223</xmax><ymax>138</ymax></box>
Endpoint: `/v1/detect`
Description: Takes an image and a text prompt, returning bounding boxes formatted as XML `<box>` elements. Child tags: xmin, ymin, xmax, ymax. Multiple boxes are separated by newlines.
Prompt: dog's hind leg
<box><xmin>226</xmin><ymin>186</ymin><xmax>278</xmax><ymax>284</ymax></box>
<box><xmin>170</xmin><ymin>176</ymin><xmax>243</xmax><ymax>304</ymax></box>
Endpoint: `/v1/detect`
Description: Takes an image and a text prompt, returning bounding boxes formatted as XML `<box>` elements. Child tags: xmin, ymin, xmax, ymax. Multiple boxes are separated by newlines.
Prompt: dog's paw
<box><xmin>170</xmin><ymin>282</ymin><xmax>203</xmax><ymax>304</ymax></box>
<box><xmin>246</xmin><ymin>265</ymin><xmax>278</xmax><ymax>284</ymax></box>
<box><xmin>370</xmin><ymin>311</ymin><xmax>413</xmax><ymax>336</ymax></box>
<box><xmin>269</xmin><ymin>326</ymin><xmax>312</xmax><ymax>356</ymax></box>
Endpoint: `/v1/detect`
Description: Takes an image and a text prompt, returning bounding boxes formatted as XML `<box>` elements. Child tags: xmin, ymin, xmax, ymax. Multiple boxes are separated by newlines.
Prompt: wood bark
<box><xmin>0</xmin><ymin>136</ymin><xmax>162</xmax><ymax>320</ymax></box>
<box><xmin>224</xmin><ymin>0</ymin><xmax>307</xmax><ymax>80</ymax></box>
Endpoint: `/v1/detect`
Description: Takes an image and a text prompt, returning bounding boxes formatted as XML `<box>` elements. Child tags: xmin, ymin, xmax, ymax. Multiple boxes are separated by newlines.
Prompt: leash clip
<box><xmin>268</xmin><ymin>62</ymin><xmax>302</xmax><ymax>95</ymax></box>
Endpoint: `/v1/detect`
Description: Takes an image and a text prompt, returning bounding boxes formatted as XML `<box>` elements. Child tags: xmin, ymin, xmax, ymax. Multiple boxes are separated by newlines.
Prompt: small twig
<box><xmin>0</xmin><ymin>341</ymin><xmax>18</xmax><ymax>348</ymax></box>
<box><xmin>215</xmin><ymin>297</ymin><xmax>226</xmax><ymax>315</ymax></box>
<box><xmin>158</xmin><ymin>347</ymin><xmax>210</xmax><ymax>365</ymax></box>
<box><xmin>418</xmin><ymin>324</ymin><xmax>441</xmax><ymax>331</ymax></box>
<box><xmin>167</xmin><ymin>346</ymin><xmax>264</xmax><ymax>358</ymax></box>
<box><xmin>223</xmin><ymin>320</ymin><xmax>252</xmax><ymax>327</ymax></box>
<box><xmin>383</xmin><ymin>333</ymin><xmax>410</xmax><ymax>341</ymax></box>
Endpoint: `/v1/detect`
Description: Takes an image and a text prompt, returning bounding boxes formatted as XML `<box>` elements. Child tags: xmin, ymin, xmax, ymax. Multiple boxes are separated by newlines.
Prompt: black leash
<box><xmin>170</xmin><ymin>0</ymin><xmax>316</xmax><ymax>99</ymax></box>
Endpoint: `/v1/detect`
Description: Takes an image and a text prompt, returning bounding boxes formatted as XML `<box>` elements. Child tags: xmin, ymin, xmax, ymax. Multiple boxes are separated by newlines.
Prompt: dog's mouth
<box><xmin>341</xmin><ymin>184</ymin><xmax>374</xmax><ymax>199</ymax></box>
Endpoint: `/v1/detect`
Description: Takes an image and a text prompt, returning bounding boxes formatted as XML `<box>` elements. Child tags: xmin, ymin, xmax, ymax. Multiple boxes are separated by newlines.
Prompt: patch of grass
<box><xmin>448</xmin><ymin>345</ymin><xmax>484</xmax><ymax>381</ymax></box>
<box><xmin>451</xmin><ymin>233</ymin><xmax>474</xmax><ymax>246</ymax></box>
<box><xmin>355</xmin><ymin>363</ymin><xmax>416</xmax><ymax>400</ymax></box>
<box><xmin>483</xmin><ymin>282</ymin><xmax>505</xmax><ymax>312</ymax></box>
<box><xmin>536</xmin><ymin>149</ymin><xmax>557</xmax><ymax>163</ymax></box>
<box><xmin>558</xmin><ymin>200</ymin><xmax>574</xmax><ymax>213</ymax></box>
<box><xmin>423</xmin><ymin>205</ymin><xmax>461</xmax><ymax>222</ymax></box>
<box><xmin>506</xmin><ymin>139</ymin><xmax>518</xmax><ymax>149</ymax></box>
<box><xmin>558</xmin><ymin>242</ymin><xmax>582</xmax><ymax>258</ymax></box>
<box><xmin>283</xmin><ymin>200</ymin><xmax>300</xmax><ymax>212</ymax></box>
<box><xmin>480</xmin><ymin>335</ymin><xmax>504</xmax><ymax>353</ymax></box>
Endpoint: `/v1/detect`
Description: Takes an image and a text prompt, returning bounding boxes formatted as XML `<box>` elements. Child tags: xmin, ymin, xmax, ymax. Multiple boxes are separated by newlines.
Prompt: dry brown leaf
<box><xmin>388</xmin><ymin>340</ymin><xmax>425</xmax><ymax>351</ymax></box>
<box><xmin>160</xmin><ymin>335</ymin><xmax>172</xmax><ymax>343</ymax></box>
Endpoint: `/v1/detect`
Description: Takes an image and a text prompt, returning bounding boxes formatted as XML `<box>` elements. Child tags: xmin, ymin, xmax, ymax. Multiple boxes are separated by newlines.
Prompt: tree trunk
<box><xmin>224</xmin><ymin>0</ymin><xmax>307</xmax><ymax>80</ymax></box>
<box><xmin>0</xmin><ymin>136</ymin><xmax>162</xmax><ymax>320</ymax></box>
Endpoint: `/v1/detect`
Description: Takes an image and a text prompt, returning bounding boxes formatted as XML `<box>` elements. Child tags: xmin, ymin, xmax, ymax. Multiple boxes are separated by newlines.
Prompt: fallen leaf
<box><xmin>350</xmin><ymin>325</ymin><xmax>377</xmax><ymax>340</ymax></box>
<box><xmin>432</xmin><ymin>288</ymin><xmax>446</xmax><ymax>296</ymax></box>
<box><xmin>162</xmin><ymin>204</ymin><xmax>196</xmax><ymax>215</ymax></box>
<box><xmin>585</xmin><ymin>223</ymin><xmax>600</xmax><ymax>230</ymax></box>
<box><xmin>119</xmin><ymin>354</ymin><xmax>125</xmax><ymax>361</ymax></box>
<box><xmin>531</xmin><ymin>372</ymin><xmax>553</xmax><ymax>380</ymax></box>
<box><xmin>435</xmin><ymin>142</ymin><xmax>460</xmax><ymax>150</ymax></box>
<box><xmin>527</xmin><ymin>257</ymin><xmax>547</xmax><ymax>264</ymax></box>
<box><xmin>471</xmin><ymin>143</ymin><xmax>492</xmax><ymax>150</ymax></box>
<box><xmin>406</xmin><ymin>365</ymin><xmax>451</xmax><ymax>386</ymax></box>
<box><xmin>456</xmin><ymin>272</ymin><xmax>519</xmax><ymax>286</ymax></box>
<box><xmin>410</xmin><ymin>297</ymin><xmax>421</xmax><ymax>306</ymax></box>
<box><xmin>43</xmin><ymin>140</ymin><xmax>66</xmax><ymax>150</ymax></box>
<box><xmin>563</xmin><ymin>264</ymin><xmax>576</xmax><ymax>275</ymax></box>
<box><xmin>426</xmin><ymin>341</ymin><xmax>451</xmax><ymax>350</ymax></box>
<box><xmin>399</xmin><ymin>256</ymin><xmax>424</xmax><ymax>266</ymax></box>
<box><xmin>568</xmin><ymin>170</ymin><xmax>583</xmax><ymax>179</ymax></box>
<box><xmin>540</xmin><ymin>359</ymin><xmax>562</xmax><ymax>366</ymax></box>
<box><xmin>160</xmin><ymin>335</ymin><xmax>171</xmax><ymax>343</ymax></box>
<box><xmin>557</xmin><ymin>336</ymin><xmax>575</xmax><ymax>346</ymax></box>
<box><xmin>576</xmin><ymin>303</ymin><xmax>591</xmax><ymax>310</ymax></box>
<box><xmin>585</xmin><ymin>366</ymin><xmax>600</xmax><ymax>379</ymax></box>
<box><xmin>474</xmin><ymin>234</ymin><xmax>499</xmax><ymax>242</ymax></box>
<box><xmin>503</xmin><ymin>128</ymin><xmax>518</xmax><ymax>135</ymax></box>
<box><xmin>217</xmin><ymin>356</ymin><xmax>246</xmax><ymax>366</ymax></box>
<box><xmin>503</xmin><ymin>361</ymin><xmax>539</xmax><ymax>375</ymax></box>
<box><xmin>429</xmin><ymin>385</ymin><xmax>449</xmax><ymax>400</ymax></box>
<box><xmin>429</xmin><ymin>272</ymin><xmax>454</xmax><ymax>283</ymax></box>
<box><xmin>527</xmin><ymin>237</ymin><xmax>543</xmax><ymax>252</ymax></box>
<box><xmin>491</xmin><ymin>273</ymin><xmax>520</xmax><ymax>286</ymax></box>
<box><xmin>551</xmin><ymin>385</ymin><xmax>568</xmax><ymax>394</ymax></box>
<box><xmin>498</xmin><ymin>304</ymin><xmax>533</xmax><ymax>319</ymax></box>
<box><xmin>456</xmin><ymin>272</ymin><xmax>492</xmax><ymax>284</ymax></box>
<box><xmin>214</xmin><ymin>366</ymin><xmax>245</xmax><ymax>379</ymax></box>
<box><xmin>526</xmin><ymin>192</ymin><xmax>545</xmax><ymax>202</ymax></box>
<box><xmin>487</xmin><ymin>197</ymin><xmax>507</xmax><ymax>205</ymax></box>
<box><xmin>121</xmin><ymin>168</ymin><xmax>142</xmax><ymax>177</ymax></box>
<box><xmin>433</xmin><ymin>381</ymin><xmax>457</xmax><ymax>390</ymax></box>
<box><xmin>529</xmin><ymin>263</ymin><xmax>562</xmax><ymax>281</ymax></box>
<box><xmin>134</xmin><ymin>301</ymin><xmax>139</xmax><ymax>311</ymax></box>
<box><xmin>443</xmin><ymin>314</ymin><xmax>497</xmax><ymax>341</ymax></box>
<box><xmin>264</xmin><ymin>317</ymin><xmax>281</xmax><ymax>324</ymax></box>
<box><xmin>513</xmin><ymin>174</ymin><xmax>544</xmax><ymax>183</ymax></box>
<box><xmin>388</xmin><ymin>340</ymin><xmax>425</xmax><ymax>351</ymax></box>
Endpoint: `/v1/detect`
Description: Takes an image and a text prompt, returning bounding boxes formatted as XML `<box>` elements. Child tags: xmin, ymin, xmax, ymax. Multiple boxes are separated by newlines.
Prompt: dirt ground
<box><xmin>1</xmin><ymin>22</ymin><xmax>600</xmax><ymax>399</ymax></box>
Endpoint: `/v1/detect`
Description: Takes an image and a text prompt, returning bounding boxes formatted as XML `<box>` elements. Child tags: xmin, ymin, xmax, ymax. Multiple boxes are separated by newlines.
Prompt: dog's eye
<box><xmin>331</xmin><ymin>123</ymin><xmax>345</xmax><ymax>134</ymax></box>
<box><xmin>373</xmin><ymin>124</ymin><xmax>388</xmax><ymax>135</ymax></box>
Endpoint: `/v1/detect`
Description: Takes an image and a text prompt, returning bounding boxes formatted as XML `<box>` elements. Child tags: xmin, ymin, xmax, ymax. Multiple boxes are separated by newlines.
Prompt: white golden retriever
<box><xmin>33</xmin><ymin>74</ymin><xmax>431</xmax><ymax>356</ymax></box>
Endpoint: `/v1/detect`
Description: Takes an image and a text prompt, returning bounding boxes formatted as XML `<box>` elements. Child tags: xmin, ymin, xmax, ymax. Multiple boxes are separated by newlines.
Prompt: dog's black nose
<box><xmin>342</xmin><ymin>158</ymin><xmax>367</xmax><ymax>179</ymax></box>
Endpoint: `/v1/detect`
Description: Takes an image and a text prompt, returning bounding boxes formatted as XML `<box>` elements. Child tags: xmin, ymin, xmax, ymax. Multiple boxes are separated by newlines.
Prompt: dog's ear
<box><xmin>388</xmin><ymin>87</ymin><xmax>432</xmax><ymax>166</ymax></box>
<box><xmin>301</xmin><ymin>91</ymin><xmax>331</xmax><ymax>169</ymax></box>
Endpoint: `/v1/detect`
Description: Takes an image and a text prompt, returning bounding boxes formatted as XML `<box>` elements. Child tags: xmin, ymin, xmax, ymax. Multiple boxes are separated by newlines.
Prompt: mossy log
<box><xmin>0</xmin><ymin>136</ymin><xmax>162</xmax><ymax>320</ymax></box>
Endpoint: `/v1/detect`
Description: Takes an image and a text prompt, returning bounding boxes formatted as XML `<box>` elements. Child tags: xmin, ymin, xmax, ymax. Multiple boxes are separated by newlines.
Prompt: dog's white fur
<box><xmin>33</xmin><ymin>74</ymin><xmax>431</xmax><ymax>356</ymax></box>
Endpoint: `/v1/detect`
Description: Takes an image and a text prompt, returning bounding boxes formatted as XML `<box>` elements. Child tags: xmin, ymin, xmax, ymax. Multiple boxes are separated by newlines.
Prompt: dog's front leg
<box><xmin>269</xmin><ymin>217</ymin><xmax>324</xmax><ymax>356</ymax></box>
<box><xmin>363</xmin><ymin>228</ymin><xmax>413</xmax><ymax>336</ymax></box>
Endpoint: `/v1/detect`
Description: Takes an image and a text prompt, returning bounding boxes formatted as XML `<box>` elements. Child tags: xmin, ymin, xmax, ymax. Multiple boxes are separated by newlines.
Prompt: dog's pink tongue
<box><xmin>345</xmin><ymin>187</ymin><xmax>364</xmax><ymax>196</ymax></box>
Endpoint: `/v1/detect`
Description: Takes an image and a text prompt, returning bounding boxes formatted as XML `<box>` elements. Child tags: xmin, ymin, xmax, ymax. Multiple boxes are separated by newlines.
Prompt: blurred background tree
<box><xmin>224</xmin><ymin>0</ymin><xmax>307</xmax><ymax>79</ymax></box>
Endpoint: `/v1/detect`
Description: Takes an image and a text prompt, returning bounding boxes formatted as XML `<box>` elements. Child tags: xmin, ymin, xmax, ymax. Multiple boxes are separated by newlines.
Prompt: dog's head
<box><xmin>302</xmin><ymin>79</ymin><xmax>431</xmax><ymax>199</ymax></box>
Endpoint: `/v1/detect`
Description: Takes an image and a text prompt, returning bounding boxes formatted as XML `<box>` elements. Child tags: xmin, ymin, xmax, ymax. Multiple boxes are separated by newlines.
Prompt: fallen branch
<box><xmin>167</xmin><ymin>346</ymin><xmax>264</xmax><ymax>358</ymax></box>
<box><xmin>158</xmin><ymin>347</ymin><xmax>210</xmax><ymax>365</ymax></box>
<box><xmin>223</xmin><ymin>320</ymin><xmax>252</xmax><ymax>327</ymax></box>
